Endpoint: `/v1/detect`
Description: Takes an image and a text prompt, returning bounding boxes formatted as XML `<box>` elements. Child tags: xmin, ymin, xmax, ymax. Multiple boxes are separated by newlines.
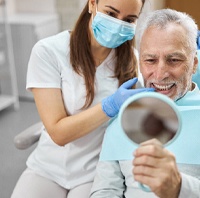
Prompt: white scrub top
<box><xmin>26</xmin><ymin>31</ymin><xmax>119</xmax><ymax>189</ymax></box>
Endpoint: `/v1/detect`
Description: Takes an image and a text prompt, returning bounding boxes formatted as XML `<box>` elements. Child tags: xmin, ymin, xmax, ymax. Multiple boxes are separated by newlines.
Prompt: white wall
<box><xmin>0</xmin><ymin>0</ymin><xmax>57</xmax><ymax>18</ymax></box>
<box><xmin>0</xmin><ymin>0</ymin><xmax>15</xmax><ymax>17</ymax></box>
<box><xmin>2</xmin><ymin>0</ymin><xmax>166</xmax><ymax>31</ymax></box>
<box><xmin>145</xmin><ymin>0</ymin><xmax>165</xmax><ymax>11</ymax></box>
<box><xmin>16</xmin><ymin>0</ymin><xmax>57</xmax><ymax>13</ymax></box>
<box><xmin>57</xmin><ymin>0</ymin><xmax>82</xmax><ymax>30</ymax></box>
<box><xmin>79</xmin><ymin>0</ymin><xmax>87</xmax><ymax>10</ymax></box>
<box><xmin>1</xmin><ymin>0</ymin><xmax>86</xmax><ymax>30</ymax></box>
<box><xmin>5</xmin><ymin>0</ymin><xmax>16</xmax><ymax>15</ymax></box>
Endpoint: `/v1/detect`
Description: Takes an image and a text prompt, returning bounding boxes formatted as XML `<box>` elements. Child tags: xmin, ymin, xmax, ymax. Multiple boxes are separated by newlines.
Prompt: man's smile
<box><xmin>151</xmin><ymin>83</ymin><xmax>175</xmax><ymax>91</ymax></box>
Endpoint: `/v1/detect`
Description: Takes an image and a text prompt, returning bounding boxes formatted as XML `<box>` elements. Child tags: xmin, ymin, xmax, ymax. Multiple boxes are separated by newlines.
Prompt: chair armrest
<box><xmin>14</xmin><ymin>122</ymin><xmax>43</xmax><ymax>150</ymax></box>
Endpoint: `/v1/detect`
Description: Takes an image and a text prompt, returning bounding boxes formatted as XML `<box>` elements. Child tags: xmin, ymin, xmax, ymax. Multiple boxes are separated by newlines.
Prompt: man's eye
<box><xmin>167</xmin><ymin>59</ymin><xmax>181</xmax><ymax>64</ymax></box>
<box><xmin>145</xmin><ymin>59</ymin><xmax>156</xmax><ymax>64</ymax></box>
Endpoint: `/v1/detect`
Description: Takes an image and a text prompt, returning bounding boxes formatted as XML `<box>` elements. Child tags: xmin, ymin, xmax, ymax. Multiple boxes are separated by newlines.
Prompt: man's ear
<box><xmin>193</xmin><ymin>52</ymin><xmax>199</xmax><ymax>74</ymax></box>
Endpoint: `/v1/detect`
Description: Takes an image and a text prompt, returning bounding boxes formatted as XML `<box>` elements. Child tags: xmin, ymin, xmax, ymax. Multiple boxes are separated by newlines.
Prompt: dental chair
<box><xmin>14</xmin><ymin>121</ymin><xmax>43</xmax><ymax>149</ymax></box>
<box><xmin>13</xmin><ymin>32</ymin><xmax>200</xmax><ymax>150</ymax></box>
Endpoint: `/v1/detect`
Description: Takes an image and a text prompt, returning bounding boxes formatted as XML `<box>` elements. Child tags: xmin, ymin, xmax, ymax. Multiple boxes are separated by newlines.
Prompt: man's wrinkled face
<box><xmin>139</xmin><ymin>23</ymin><xmax>198</xmax><ymax>101</ymax></box>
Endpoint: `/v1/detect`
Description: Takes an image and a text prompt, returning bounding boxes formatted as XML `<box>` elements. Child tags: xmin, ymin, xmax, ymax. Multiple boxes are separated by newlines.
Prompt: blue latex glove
<box><xmin>102</xmin><ymin>78</ymin><xmax>155</xmax><ymax>117</ymax></box>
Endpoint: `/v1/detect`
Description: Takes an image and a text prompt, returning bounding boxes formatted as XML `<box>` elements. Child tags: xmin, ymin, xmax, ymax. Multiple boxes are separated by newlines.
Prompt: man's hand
<box><xmin>132</xmin><ymin>139</ymin><xmax>181</xmax><ymax>198</ymax></box>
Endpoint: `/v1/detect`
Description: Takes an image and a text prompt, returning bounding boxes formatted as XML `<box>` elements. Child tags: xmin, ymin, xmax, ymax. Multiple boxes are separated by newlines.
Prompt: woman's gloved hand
<box><xmin>102</xmin><ymin>78</ymin><xmax>155</xmax><ymax>117</ymax></box>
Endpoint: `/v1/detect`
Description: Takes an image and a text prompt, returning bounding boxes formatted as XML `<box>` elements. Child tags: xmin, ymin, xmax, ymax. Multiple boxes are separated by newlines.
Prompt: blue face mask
<box><xmin>92</xmin><ymin>10</ymin><xmax>136</xmax><ymax>48</ymax></box>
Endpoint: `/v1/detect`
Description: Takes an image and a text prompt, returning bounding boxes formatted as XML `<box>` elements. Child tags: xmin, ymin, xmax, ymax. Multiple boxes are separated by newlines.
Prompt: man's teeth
<box><xmin>153</xmin><ymin>84</ymin><xmax>173</xmax><ymax>90</ymax></box>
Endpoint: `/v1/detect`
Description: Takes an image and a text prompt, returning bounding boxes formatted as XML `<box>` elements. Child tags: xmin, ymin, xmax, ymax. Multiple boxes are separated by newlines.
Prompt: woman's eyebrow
<box><xmin>105</xmin><ymin>5</ymin><xmax>120</xmax><ymax>13</ymax></box>
<box><xmin>105</xmin><ymin>5</ymin><xmax>138</xmax><ymax>18</ymax></box>
<box><xmin>127</xmin><ymin>14</ymin><xmax>138</xmax><ymax>18</ymax></box>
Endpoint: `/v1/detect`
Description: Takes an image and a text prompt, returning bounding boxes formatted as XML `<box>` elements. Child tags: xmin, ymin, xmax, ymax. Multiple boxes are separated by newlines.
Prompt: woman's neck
<box><xmin>91</xmin><ymin>45</ymin><xmax>112</xmax><ymax>66</ymax></box>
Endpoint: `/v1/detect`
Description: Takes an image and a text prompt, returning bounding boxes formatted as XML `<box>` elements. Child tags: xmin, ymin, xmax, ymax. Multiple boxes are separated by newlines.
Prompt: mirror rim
<box><xmin>119</xmin><ymin>92</ymin><xmax>182</xmax><ymax>146</ymax></box>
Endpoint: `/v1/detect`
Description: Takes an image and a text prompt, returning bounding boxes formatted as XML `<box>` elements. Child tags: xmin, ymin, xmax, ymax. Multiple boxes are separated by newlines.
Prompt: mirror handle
<box><xmin>139</xmin><ymin>183</ymin><xmax>151</xmax><ymax>192</ymax></box>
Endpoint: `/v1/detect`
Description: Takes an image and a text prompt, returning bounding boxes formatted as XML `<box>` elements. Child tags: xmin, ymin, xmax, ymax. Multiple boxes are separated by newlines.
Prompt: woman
<box><xmin>11</xmin><ymin>0</ymin><xmax>152</xmax><ymax>197</ymax></box>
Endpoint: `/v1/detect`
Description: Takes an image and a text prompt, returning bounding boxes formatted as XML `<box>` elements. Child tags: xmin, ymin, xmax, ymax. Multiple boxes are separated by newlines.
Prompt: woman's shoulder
<box><xmin>38</xmin><ymin>30</ymin><xmax>70</xmax><ymax>45</ymax></box>
<box><xmin>32</xmin><ymin>30</ymin><xmax>70</xmax><ymax>55</ymax></box>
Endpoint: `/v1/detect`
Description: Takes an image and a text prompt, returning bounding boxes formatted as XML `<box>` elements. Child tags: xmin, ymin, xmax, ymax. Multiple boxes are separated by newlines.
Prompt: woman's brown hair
<box><xmin>70</xmin><ymin>0</ymin><xmax>145</xmax><ymax>109</ymax></box>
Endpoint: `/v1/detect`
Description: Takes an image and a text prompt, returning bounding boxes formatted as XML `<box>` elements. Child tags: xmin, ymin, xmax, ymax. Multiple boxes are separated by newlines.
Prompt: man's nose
<box><xmin>154</xmin><ymin>61</ymin><xmax>169</xmax><ymax>80</ymax></box>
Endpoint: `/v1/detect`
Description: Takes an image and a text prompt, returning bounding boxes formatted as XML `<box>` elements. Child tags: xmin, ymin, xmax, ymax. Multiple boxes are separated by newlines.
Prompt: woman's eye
<box><xmin>106</xmin><ymin>11</ymin><xmax>116</xmax><ymax>18</ymax></box>
<box><xmin>125</xmin><ymin>18</ymin><xmax>136</xmax><ymax>23</ymax></box>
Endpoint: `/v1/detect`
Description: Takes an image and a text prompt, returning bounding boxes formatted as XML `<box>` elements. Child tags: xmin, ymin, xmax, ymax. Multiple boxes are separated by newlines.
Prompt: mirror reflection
<box><xmin>121</xmin><ymin>96</ymin><xmax>179</xmax><ymax>145</ymax></box>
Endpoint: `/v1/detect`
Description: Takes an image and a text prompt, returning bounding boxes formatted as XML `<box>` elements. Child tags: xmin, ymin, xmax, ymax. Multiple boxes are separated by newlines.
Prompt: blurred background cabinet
<box><xmin>8</xmin><ymin>13</ymin><xmax>60</xmax><ymax>100</ymax></box>
<box><xmin>0</xmin><ymin>0</ymin><xmax>84</xmax><ymax>100</ymax></box>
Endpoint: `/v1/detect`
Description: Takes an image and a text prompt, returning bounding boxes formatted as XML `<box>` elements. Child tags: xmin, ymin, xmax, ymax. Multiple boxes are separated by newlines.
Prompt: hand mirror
<box><xmin>119</xmin><ymin>92</ymin><xmax>181</xmax><ymax>192</ymax></box>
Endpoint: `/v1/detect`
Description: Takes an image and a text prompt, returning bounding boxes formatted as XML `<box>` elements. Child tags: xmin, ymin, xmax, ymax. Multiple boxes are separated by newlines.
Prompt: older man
<box><xmin>90</xmin><ymin>9</ymin><xmax>200</xmax><ymax>198</ymax></box>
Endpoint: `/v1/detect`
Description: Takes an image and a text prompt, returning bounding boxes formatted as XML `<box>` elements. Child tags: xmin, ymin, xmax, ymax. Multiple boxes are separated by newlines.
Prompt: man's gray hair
<box><xmin>137</xmin><ymin>8</ymin><xmax>198</xmax><ymax>53</ymax></box>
